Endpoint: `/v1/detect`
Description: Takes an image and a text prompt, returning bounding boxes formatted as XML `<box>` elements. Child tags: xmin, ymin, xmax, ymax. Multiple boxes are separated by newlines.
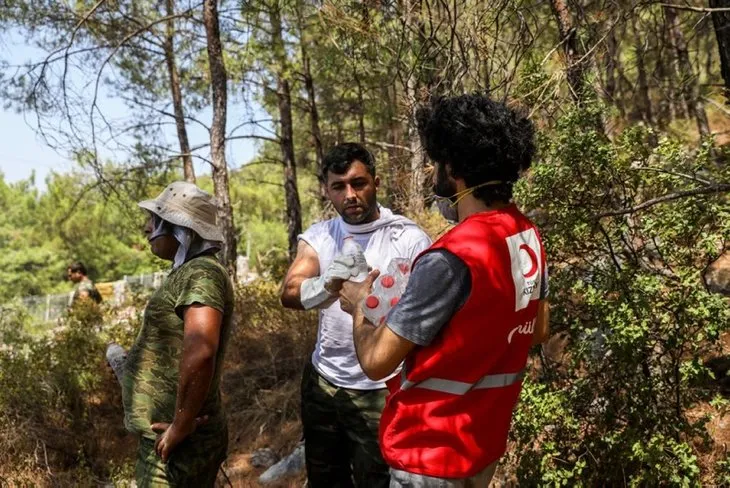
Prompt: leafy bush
<box><xmin>508</xmin><ymin>104</ymin><xmax>730</xmax><ymax>485</ymax></box>
<box><xmin>0</xmin><ymin>299</ymin><xmax>140</xmax><ymax>484</ymax></box>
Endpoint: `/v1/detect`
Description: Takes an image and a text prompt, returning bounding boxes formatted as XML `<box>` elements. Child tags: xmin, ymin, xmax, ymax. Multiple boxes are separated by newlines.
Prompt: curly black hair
<box><xmin>321</xmin><ymin>142</ymin><xmax>376</xmax><ymax>182</ymax></box>
<box><xmin>416</xmin><ymin>94</ymin><xmax>535</xmax><ymax>204</ymax></box>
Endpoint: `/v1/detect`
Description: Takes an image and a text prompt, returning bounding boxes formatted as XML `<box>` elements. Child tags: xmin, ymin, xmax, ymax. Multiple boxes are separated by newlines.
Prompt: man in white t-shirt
<box><xmin>281</xmin><ymin>143</ymin><xmax>431</xmax><ymax>487</ymax></box>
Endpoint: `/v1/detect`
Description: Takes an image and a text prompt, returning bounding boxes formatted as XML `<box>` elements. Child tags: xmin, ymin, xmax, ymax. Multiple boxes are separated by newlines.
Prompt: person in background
<box><xmin>339</xmin><ymin>94</ymin><xmax>550</xmax><ymax>488</ymax></box>
<box><xmin>122</xmin><ymin>181</ymin><xmax>234</xmax><ymax>487</ymax></box>
<box><xmin>67</xmin><ymin>261</ymin><xmax>102</xmax><ymax>304</ymax></box>
<box><xmin>280</xmin><ymin>143</ymin><xmax>432</xmax><ymax>488</ymax></box>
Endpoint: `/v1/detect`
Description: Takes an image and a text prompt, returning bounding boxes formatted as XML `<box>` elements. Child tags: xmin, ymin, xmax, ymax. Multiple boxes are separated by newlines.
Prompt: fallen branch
<box><xmin>704</xmin><ymin>96</ymin><xmax>730</xmax><ymax>117</ymax></box>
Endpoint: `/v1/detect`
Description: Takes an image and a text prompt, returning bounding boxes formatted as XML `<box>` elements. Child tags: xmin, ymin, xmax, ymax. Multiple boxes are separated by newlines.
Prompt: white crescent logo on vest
<box><xmin>519</xmin><ymin>244</ymin><xmax>539</xmax><ymax>278</ymax></box>
<box><xmin>506</xmin><ymin>229</ymin><xmax>542</xmax><ymax>311</ymax></box>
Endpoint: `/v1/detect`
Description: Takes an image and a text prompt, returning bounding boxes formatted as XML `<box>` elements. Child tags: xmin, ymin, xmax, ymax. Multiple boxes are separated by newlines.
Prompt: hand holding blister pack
<box><xmin>362</xmin><ymin>258</ymin><xmax>412</xmax><ymax>325</ymax></box>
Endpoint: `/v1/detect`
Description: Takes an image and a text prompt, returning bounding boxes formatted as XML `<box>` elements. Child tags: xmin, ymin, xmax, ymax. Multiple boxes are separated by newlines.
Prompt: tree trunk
<box><xmin>385</xmin><ymin>83</ymin><xmax>403</xmax><ymax>212</ymax></box>
<box><xmin>665</xmin><ymin>6</ymin><xmax>713</xmax><ymax>144</ymax></box>
<box><xmin>271</xmin><ymin>2</ymin><xmax>303</xmax><ymax>261</ymax></box>
<box><xmin>403</xmin><ymin>0</ymin><xmax>426</xmax><ymax>214</ymax></box>
<box><xmin>603</xmin><ymin>29</ymin><xmax>625</xmax><ymax>117</ymax></box>
<box><xmin>301</xmin><ymin>50</ymin><xmax>324</xmax><ymax>171</ymax></box>
<box><xmin>654</xmin><ymin>45</ymin><xmax>672</xmax><ymax>128</ymax></box>
<box><xmin>549</xmin><ymin>0</ymin><xmax>588</xmax><ymax>104</ymax></box>
<box><xmin>632</xmin><ymin>17</ymin><xmax>653</xmax><ymax>125</ymax></box>
<box><xmin>406</xmin><ymin>73</ymin><xmax>425</xmax><ymax>214</ymax></box>
<box><xmin>355</xmin><ymin>68</ymin><xmax>367</xmax><ymax>144</ymax></box>
<box><xmin>297</xmin><ymin>8</ymin><xmax>326</xmax><ymax>209</ymax></box>
<box><xmin>335</xmin><ymin>111</ymin><xmax>343</xmax><ymax>144</ymax></box>
<box><xmin>603</xmin><ymin>31</ymin><xmax>617</xmax><ymax>106</ymax></box>
<box><xmin>203</xmin><ymin>0</ymin><xmax>237</xmax><ymax>278</ymax></box>
<box><xmin>665</xmin><ymin>7</ymin><xmax>690</xmax><ymax>119</ymax></box>
<box><xmin>164</xmin><ymin>0</ymin><xmax>195</xmax><ymax>183</ymax></box>
<box><xmin>710</xmin><ymin>0</ymin><xmax>730</xmax><ymax>103</ymax></box>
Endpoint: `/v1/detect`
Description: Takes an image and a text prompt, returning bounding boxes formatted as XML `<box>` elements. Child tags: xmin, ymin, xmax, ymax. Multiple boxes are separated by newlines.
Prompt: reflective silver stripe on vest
<box><xmin>400</xmin><ymin>369</ymin><xmax>525</xmax><ymax>395</ymax></box>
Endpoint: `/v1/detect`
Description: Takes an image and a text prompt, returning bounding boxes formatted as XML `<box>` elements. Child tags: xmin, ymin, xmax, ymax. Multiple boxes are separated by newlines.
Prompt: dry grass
<box><xmin>0</xmin><ymin>283</ymin><xmax>311</xmax><ymax>487</ymax></box>
<box><xmin>218</xmin><ymin>280</ymin><xmax>317</xmax><ymax>486</ymax></box>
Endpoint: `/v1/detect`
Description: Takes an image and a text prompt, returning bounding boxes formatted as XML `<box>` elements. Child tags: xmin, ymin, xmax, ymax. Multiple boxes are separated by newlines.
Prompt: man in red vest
<box><xmin>338</xmin><ymin>94</ymin><xmax>550</xmax><ymax>487</ymax></box>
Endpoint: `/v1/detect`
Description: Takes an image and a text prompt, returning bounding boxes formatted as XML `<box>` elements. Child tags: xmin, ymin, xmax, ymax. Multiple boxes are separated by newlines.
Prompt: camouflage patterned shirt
<box><xmin>73</xmin><ymin>277</ymin><xmax>102</xmax><ymax>304</ymax></box>
<box><xmin>121</xmin><ymin>254</ymin><xmax>234</xmax><ymax>442</ymax></box>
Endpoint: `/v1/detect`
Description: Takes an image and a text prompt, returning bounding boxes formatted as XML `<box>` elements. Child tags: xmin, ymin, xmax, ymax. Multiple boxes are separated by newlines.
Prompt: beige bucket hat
<box><xmin>138</xmin><ymin>181</ymin><xmax>224</xmax><ymax>243</ymax></box>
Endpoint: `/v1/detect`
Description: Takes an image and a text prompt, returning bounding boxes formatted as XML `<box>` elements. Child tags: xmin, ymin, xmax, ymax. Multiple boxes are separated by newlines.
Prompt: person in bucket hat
<box><xmin>120</xmin><ymin>181</ymin><xmax>235</xmax><ymax>487</ymax></box>
<box><xmin>138</xmin><ymin>181</ymin><xmax>225</xmax><ymax>245</ymax></box>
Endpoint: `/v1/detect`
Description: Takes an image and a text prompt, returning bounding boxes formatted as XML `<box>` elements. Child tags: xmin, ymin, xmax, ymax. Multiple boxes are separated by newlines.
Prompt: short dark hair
<box><xmin>68</xmin><ymin>261</ymin><xmax>88</xmax><ymax>275</ymax></box>
<box><xmin>321</xmin><ymin>142</ymin><xmax>376</xmax><ymax>182</ymax></box>
<box><xmin>417</xmin><ymin>94</ymin><xmax>535</xmax><ymax>204</ymax></box>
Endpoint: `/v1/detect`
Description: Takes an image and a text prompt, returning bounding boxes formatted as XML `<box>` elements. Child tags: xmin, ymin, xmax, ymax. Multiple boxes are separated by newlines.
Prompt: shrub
<box><xmin>0</xmin><ymin>299</ymin><xmax>140</xmax><ymax>484</ymax></box>
<box><xmin>508</xmin><ymin>104</ymin><xmax>730</xmax><ymax>485</ymax></box>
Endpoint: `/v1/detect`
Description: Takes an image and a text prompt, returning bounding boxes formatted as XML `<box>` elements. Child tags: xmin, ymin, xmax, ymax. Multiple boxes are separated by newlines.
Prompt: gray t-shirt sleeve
<box><xmin>386</xmin><ymin>250</ymin><xmax>471</xmax><ymax>347</ymax></box>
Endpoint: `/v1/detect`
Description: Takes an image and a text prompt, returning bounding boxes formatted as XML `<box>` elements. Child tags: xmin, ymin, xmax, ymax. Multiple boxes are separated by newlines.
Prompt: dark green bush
<box><xmin>508</xmin><ymin>104</ymin><xmax>730</xmax><ymax>486</ymax></box>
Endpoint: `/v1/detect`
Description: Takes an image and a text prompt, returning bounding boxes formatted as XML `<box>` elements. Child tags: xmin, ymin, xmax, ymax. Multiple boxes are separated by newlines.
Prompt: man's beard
<box><xmin>433</xmin><ymin>162</ymin><xmax>457</xmax><ymax>199</ymax></box>
<box><xmin>340</xmin><ymin>199</ymin><xmax>377</xmax><ymax>225</ymax></box>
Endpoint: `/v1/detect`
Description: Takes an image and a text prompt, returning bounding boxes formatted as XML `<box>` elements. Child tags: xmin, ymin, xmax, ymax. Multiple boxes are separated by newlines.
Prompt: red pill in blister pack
<box><xmin>362</xmin><ymin>257</ymin><xmax>412</xmax><ymax>326</ymax></box>
<box><xmin>363</xmin><ymin>294</ymin><xmax>388</xmax><ymax>325</ymax></box>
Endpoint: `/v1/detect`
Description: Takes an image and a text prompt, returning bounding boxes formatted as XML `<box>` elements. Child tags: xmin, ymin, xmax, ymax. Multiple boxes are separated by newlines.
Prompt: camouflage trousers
<box><xmin>301</xmin><ymin>362</ymin><xmax>390</xmax><ymax>488</ymax></box>
<box><xmin>135</xmin><ymin>435</ymin><xmax>226</xmax><ymax>488</ymax></box>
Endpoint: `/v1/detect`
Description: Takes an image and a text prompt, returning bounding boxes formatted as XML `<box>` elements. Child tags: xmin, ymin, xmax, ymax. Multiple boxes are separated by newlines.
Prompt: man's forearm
<box><xmin>280</xmin><ymin>277</ymin><xmax>306</xmax><ymax>310</ymax></box>
<box><xmin>282</xmin><ymin>275</ymin><xmax>337</xmax><ymax>310</ymax></box>
<box><xmin>341</xmin><ymin>278</ymin><xmax>417</xmax><ymax>381</ymax></box>
<box><xmin>173</xmin><ymin>338</ymin><xmax>217</xmax><ymax>429</ymax></box>
<box><xmin>351</xmin><ymin>307</ymin><xmax>382</xmax><ymax>378</ymax></box>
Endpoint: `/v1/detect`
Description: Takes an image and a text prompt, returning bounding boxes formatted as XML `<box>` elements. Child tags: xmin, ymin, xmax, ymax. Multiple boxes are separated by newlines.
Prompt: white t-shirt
<box><xmin>299</xmin><ymin>207</ymin><xmax>432</xmax><ymax>390</ymax></box>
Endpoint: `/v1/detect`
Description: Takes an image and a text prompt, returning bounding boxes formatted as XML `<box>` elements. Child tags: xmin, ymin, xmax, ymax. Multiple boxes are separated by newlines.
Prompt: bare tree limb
<box><xmin>631</xmin><ymin>167</ymin><xmax>714</xmax><ymax>185</ymax></box>
<box><xmin>660</xmin><ymin>3</ymin><xmax>730</xmax><ymax>12</ymax></box>
<box><xmin>597</xmin><ymin>184</ymin><xmax>730</xmax><ymax>218</ymax></box>
<box><xmin>367</xmin><ymin>140</ymin><xmax>415</xmax><ymax>153</ymax></box>
<box><xmin>88</xmin><ymin>4</ymin><xmax>205</xmax><ymax>167</ymax></box>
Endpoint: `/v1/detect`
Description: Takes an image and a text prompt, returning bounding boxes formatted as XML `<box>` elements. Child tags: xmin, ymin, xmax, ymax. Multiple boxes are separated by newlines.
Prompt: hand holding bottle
<box><xmin>361</xmin><ymin>258</ymin><xmax>412</xmax><ymax>325</ymax></box>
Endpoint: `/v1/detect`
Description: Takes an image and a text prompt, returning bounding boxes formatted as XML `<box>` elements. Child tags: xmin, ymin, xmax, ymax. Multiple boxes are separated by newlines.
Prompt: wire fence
<box><xmin>21</xmin><ymin>292</ymin><xmax>74</xmax><ymax>323</ymax></box>
<box><xmin>20</xmin><ymin>271</ymin><xmax>168</xmax><ymax>324</ymax></box>
<box><xmin>17</xmin><ymin>256</ymin><xmax>254</xmax><ymax>324</ymax></box>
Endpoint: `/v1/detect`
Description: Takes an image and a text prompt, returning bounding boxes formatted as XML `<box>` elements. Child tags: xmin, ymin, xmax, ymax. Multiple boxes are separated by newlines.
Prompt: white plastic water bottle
<box><xmin>342</xmin><ymin>236</ymin><xmax>369</xmax><ymax>282</ymax></box>
<box><xmin>106</xmin><ymin>343</ymin><xmax>127</xmax><ymax>384</ymax></box>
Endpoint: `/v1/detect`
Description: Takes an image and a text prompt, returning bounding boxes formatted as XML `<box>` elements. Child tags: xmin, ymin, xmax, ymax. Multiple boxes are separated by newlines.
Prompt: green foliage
<box><xmin>509</xmin><ymin>103</ymin><xmax>730</xmax><ymax>485</ymax></box>
<box><xmin>716</xmin><ymin>455</ymin><xmax>730</xmax><ymax>486</ymax></box>
<box><xmin>2</xmin><ymin>0</ymin><xmax>730</xmax><ymax>484</ymax></box>
<box><xmin>0</xmin><ymin>298</ymin><xmax>141</xmax><ymax>483</ymax></box>
<box><xmin>629</xmin><ymin>434</ymin><xmax>700</xmax><ymax>486</ymax></box>
<box><xmin>0</xmin><ymin>176</ymin><xmax>69</xmax><ymax>296</ymax></box>
<box><xmin>0</xmin><ymin>170</ymin><xmax>169</xmax><ymax>299</ymax></box>
<box><xmin>229</xmin><ymin>161</ymin><xmax>320</xmax><ymax>276</ymax></box>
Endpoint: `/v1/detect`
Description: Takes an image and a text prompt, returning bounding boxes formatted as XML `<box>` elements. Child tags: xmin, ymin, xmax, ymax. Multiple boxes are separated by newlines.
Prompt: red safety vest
<box><xmin>380</xmin><ymin>204</ymin><xmax>546</xmax><ymax>478</ymax></box>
